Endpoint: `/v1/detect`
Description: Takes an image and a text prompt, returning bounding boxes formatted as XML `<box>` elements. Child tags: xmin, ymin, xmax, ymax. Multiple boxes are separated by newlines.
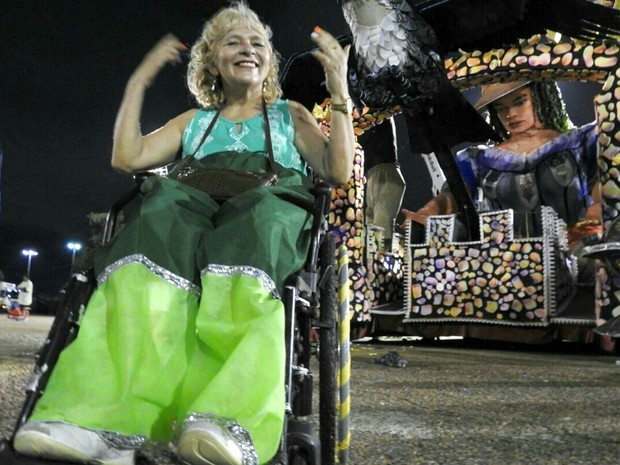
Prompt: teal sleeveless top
<box><xmin>181</xmin><ymin>99</ymin><xmax>307</xmax><ymax>173</ymax></box>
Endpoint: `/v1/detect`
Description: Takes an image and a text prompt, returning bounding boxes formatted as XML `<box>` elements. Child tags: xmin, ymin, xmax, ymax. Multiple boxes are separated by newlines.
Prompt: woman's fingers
<box><xmin>310</xmin><ymin>27</ymin><xmax>349</xmax><ymax>98</ymax></box>
<box><xmin>310</xmin><ymin>28</ymin><xmax>346</xmax><ymax>67</ymax></box>
<box><xmin>132</xmin><ymin>34</ymin><xmax>188</xmax><ymax>86</ymax></box>
<box><xmin>149</xmin><ymin>34</ymin><xmax>187</xmax><ymax>66</ymax></box>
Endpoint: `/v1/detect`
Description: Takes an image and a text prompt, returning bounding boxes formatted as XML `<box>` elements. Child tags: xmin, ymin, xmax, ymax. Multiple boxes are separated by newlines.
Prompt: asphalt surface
<box><xmin>1</xmin><ymin>316</ymin><xmax>619</xmax><ymax>465</ymax></box>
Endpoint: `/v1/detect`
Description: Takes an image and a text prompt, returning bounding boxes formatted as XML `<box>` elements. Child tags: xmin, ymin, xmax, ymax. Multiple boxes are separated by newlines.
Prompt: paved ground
<box><xmin>1</xmin><ymin>315</ymin><xmax>619</xmax><ymax>465</ymax></box>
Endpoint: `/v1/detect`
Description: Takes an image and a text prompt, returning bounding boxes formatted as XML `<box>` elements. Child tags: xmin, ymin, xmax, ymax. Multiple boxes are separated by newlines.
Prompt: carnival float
<box><xmin>282</xmin><ymin>0</ymin><xmax>620</xmax><ymax>347</ymax></box>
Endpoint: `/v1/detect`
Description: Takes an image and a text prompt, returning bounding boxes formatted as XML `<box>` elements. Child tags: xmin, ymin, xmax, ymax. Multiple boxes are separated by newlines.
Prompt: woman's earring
<box><xmin>262</xmin><ymin>79</ymin><xmax>268</xmax><ymax>95</ymax></box>
<box><xmin>209</xmin><ymin>72</ymin><xmax>220</xmax><ymax>93</ymax></box>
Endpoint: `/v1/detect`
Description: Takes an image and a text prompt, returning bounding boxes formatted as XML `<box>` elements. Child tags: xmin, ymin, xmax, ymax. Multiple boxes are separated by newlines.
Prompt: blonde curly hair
<box><xmin>187</xmin><ymin>0</ymin><xmax>282</xmax><ymax>109</ymax></box>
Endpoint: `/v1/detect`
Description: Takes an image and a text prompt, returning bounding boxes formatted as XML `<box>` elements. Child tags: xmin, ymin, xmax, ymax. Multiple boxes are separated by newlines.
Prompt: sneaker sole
<box><xmin>14</xmin><ymin>430</ymin><xmax>93</xmax><ymax>463</ymax></box>
<box><xmin>178</xmin><ymin>430</ymin><xmax>241</xmax><ymax>465</ymax></box>
<box><xmin>14</xmin><ymin>430</ymin><xmax>135</xmax><ymax>465</ymax></box>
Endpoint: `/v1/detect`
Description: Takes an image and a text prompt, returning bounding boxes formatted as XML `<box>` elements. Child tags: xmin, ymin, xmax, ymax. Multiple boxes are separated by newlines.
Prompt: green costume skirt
<box><xmin>30</xmin><ymin>152</ymin><xmax>316</xmax><ymax>463</ymax></box>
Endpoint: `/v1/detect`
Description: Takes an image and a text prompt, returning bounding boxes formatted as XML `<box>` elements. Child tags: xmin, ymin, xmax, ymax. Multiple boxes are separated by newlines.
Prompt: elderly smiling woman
<box><xmin>13</xmin><ymin>2</ymin><xmax>354</xmax><ymax>465</ymax></box>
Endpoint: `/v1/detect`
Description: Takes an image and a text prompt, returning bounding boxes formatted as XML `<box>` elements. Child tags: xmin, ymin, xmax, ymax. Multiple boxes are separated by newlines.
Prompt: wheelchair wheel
<box><xmin>289</xmin><ymin>449</ymin><xmax>314</xmax><ymax>465</ymax></box>
<box><xmin>318</xmin><ymin>232</ymin><xmax>338</xmax><ymax>465</ymax></box>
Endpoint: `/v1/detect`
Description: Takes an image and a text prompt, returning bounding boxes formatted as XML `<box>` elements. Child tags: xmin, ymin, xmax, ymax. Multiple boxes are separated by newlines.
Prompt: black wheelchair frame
<box><xmin>0</xmin><ymin>177</ymin><xmax>343</xmax><ymax>465</ymax></box>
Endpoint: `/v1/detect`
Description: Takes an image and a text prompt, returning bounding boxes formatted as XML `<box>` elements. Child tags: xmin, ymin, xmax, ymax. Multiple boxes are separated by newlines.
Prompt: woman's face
<box><xmin>491</xmin><ymin>87</ymin><xmax>541</xmax><ymax>136</ymax></box>
<box><xmin>211</xmin><ymin>27</ymin><xmax>271</xmax><ymax>90</ymax></box>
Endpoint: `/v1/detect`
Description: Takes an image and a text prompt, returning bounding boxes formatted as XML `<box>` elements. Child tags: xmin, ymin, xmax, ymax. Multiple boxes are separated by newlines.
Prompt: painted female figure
<box><xmin>404</xmin><ymin>81</ymin><xmax>601</xmax><ymax>280</ymax></box>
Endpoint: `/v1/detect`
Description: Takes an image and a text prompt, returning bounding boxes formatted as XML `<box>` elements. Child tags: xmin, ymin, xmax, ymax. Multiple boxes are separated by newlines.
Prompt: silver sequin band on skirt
<box><xmin>97</xmin><ymin>253</ymin><xmax>201</xmax><ymax>297</ymax></box>
<box><xmin>201</xmin><ymin>264</ymin><xmax>280</xmax><ymax>300</ymax></box>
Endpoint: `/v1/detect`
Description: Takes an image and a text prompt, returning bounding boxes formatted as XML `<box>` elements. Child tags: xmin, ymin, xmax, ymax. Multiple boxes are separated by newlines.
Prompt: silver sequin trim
<box><xmin>201</xmin><ymin>264</ymin><xmax>280</xmax><ymax>299</ymax></box>
<box><xmin>99</xmin><ymin>430</ymin><xmax>146</xmax><ymax>450</ymax></box>
<box><xmin>184</xmin><ymin>413</ymin><xmax>258</xmax><ymax>465</ymax></box>
<box><xmin>36</xmin><ymin>421</ymin><xmax>145</xmax><ymax>450</ymax></box>
<box><xmin>97</xmin><ymin>254</ymin><xmax>201</xmax><ymax>297</ymax></box>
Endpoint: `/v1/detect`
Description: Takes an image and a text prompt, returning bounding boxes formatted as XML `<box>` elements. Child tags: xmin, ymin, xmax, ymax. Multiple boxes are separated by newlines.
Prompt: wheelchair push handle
<box><xmin>102</xmin><ymin>173</ymin><xmax>154</xmax><ymax>245</ymax></box>
<box><xmin>306</xmin><ymin>182</ymin><xmax>333</xmax><ymax>273</ymax></box>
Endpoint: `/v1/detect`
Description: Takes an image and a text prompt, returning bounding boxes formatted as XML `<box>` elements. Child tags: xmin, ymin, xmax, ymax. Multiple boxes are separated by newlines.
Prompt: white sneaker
<box><xmin>13</xmin><ymin>421</ymin><xmax>136</xmax><ymax>465</ymax></box>
<box><xmin>177</xmin><ymin>416</ymin><xmax>257</xmax><ymax>465</ymax></box>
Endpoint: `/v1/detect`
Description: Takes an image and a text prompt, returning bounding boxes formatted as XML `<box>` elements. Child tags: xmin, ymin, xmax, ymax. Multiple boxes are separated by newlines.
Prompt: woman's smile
<box><xmin>235</xmin><ymin>61</ymin><xmax>258</xmax><ymax>68</ymax></box>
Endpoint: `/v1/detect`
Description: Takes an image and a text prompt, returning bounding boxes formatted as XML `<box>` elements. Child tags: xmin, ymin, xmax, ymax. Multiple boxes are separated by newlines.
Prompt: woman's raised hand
<box><xmin>132</xmin><ymin>34</ymin><xmax>188</xmax><ymax>88</ymax></box>
<box><xmin>310</xmin><ymin>27</ymin><xmax>351</xmax><ymax>101</ymax></box>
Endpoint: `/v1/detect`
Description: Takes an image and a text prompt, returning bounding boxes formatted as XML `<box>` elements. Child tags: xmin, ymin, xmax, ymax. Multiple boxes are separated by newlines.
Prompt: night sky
<box><xmin>0</xmin><ymin>1</ymin><xmax>602</xmax><ymax>295</ymax></box>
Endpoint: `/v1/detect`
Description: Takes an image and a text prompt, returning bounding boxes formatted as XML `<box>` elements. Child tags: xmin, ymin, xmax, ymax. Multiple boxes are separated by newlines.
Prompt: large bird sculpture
<box><xmin>338</xmin><ymin>0</ymin><xmax>496</xmax><ymax>238</ymax></box>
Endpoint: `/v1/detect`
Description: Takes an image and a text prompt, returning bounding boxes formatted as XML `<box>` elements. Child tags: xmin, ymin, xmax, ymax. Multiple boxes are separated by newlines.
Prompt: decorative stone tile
<box><xmin>406</xmin><ymin>207</ymin><xmax>574</xmax><ymax>325</ymax></box>
<box><xmin>366</xmin><ymin>225</ymin><xmax>406</xmax><ymax>310</ymax></box>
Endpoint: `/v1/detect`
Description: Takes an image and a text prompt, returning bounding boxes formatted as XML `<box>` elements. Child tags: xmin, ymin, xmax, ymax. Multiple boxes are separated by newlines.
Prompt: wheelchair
<box><xmin>0</xmin><ymin>174</ymin><xmax>347</xmax><ymax>465</ymax></box>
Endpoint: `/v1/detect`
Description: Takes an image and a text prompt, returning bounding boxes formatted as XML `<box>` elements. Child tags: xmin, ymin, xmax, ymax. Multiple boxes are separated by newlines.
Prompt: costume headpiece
<box><xmin>475</xmin><ymin>80</ymin><xmax>532</xmax><ymax>110</ymax></box>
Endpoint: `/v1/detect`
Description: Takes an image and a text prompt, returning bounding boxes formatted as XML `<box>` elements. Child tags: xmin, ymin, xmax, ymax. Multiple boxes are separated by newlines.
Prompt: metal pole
<box><xmin>22</xmin><ymin>250</ymin><xmax>37</xmax><ymax>275</ymax></box>
<box><xmin>67</xmin><ymin>243</ymin><xmax>82</xmax><ymax>274</ymax></box>
<box><xmin>337</xmin><ymin>245</ymin><xmax>351</xmax><ymax>463</ymax></box>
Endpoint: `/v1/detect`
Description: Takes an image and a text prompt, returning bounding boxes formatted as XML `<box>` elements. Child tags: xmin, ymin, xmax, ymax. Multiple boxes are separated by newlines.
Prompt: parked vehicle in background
<box><xmin>1</xmin><ymin>282</ymin><xmax>17</xmax><ymax>313</ymax></box>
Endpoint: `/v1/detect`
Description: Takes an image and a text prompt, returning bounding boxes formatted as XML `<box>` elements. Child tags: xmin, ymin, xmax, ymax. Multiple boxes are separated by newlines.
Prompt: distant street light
<box><xmin>66</xmin><ymin>242</ymin><xmax>82</xmax><ymax>271</ymax></box>
<box><xmin>21</xmin><ymin>249</ymin><xmax>38</xmax><ymax>275</ymax></box>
